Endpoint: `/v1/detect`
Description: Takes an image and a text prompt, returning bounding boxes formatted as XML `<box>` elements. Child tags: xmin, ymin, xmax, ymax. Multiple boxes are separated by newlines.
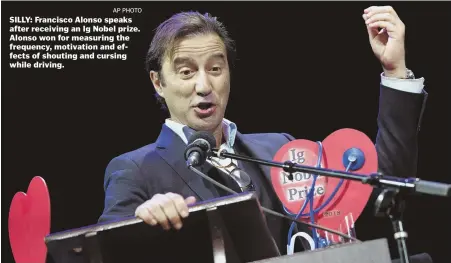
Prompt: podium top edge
<box><xmin>189</xmin><ymin>191</ymin><xmax>256</xmax><ymax>212</ymax></box>
<box><xmin>45</xmin><ymin>192</ymin><xmax>257</xmax><ymax>243</ymax></box>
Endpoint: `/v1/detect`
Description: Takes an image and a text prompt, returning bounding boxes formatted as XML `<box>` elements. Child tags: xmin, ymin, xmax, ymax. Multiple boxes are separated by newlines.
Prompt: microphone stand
<box><xmin>211</xmin><ymin>149</ymin><xmax>451</xmax><ymax>263</ymax></box>
<box><xmin>375</xmin><ymin>189</ymin><xmax>410</xmax><ymax>263</ymax></box>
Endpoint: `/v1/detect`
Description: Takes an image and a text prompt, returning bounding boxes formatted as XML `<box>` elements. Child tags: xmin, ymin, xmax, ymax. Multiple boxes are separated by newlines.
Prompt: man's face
<box><xmin>151</xmin><ymin>33</ymin><xmax>230</xmax><ymax>132</ymax></box>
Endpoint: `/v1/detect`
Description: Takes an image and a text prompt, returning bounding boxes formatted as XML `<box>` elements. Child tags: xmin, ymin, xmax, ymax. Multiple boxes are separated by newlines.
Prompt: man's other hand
<box><xmin>135</xmin><ymin>192</ymin><xmax>196</xmax><ymax>230</ymax></box>
<box><xmin>363</xmin><ymin>6</ymin><xmax>407</xmax><ymax>78</ymax></box>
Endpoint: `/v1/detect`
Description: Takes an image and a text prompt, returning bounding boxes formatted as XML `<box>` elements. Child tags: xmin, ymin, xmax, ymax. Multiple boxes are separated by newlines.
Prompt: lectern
<box><xmin>45</xmin><ymin>192</ymin><xmax>404</xmax><ymax>263</ymax></box>
<box><xmin>45</xmin><ymin>192</ymin><xmax>281</xmax><ymax>263</ymax></box>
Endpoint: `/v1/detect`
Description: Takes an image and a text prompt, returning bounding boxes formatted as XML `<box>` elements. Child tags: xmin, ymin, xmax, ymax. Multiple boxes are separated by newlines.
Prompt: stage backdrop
<box><xmin>2</xmin><ymin>2</ymin><xmax>450</xmax><ymax>263</ymax></box>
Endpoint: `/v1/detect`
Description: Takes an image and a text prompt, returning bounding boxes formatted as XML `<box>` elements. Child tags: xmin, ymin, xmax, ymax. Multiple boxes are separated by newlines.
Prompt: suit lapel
<box><xmin>155</xmin><ymin>124</ymin><xmax>217</xmax><ymax>201</ymax></box>
<box><xmin>235</xmin><ymin>132</ymin><xmax>292</xmax><ymax>219</ymax></box>
<box><xmin>235</xmin><ymin>132</ymin><xmax>274</xmax><ymax>183</ymax></box>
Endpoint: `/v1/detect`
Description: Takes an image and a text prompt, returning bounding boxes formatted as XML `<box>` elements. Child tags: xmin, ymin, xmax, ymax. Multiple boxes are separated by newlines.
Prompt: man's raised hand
<box><xmin>363</xmin><ymin>6</ymin><xmax>407</xmax><ymax>78</ymax></box>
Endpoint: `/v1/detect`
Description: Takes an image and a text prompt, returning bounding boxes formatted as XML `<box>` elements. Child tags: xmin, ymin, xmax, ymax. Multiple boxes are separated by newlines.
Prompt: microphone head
<box><xmin>187</xmin><ymin>131</ymin><xmax>216</xmax><ymax>148</ymax></box>
<box><xmin>184</xmin><ymin>131</ymin><xmax>216</xmax><ymax>166</ymax></box>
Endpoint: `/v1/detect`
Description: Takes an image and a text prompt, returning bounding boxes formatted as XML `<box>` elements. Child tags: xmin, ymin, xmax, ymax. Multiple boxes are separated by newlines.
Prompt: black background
<box><xmin>2</xmin><ymin>2</ymin><xmax>451</xmax><ymax>263</ymax></box>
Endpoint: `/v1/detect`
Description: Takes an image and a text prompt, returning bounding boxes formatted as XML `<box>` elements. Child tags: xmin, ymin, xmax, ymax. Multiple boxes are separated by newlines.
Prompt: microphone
<box><xmin>184</xmin><ymin>131</ymin><xmax>216</xmax><ymax>167</ymax></box>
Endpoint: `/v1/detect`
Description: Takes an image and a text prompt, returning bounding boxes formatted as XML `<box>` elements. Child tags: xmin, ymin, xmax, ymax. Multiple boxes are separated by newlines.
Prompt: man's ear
<box><xmin>149</xmin><ymin>70</ymin><xmax>164</xmax><ymax>98</ymax></box>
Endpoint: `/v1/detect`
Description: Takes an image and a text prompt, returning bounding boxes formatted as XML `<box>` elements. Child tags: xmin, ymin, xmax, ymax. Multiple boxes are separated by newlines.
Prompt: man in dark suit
<box><xmin>98</xmin><ymin>6</ymin><xmax>427</xmax><ymax>254</ymax></box>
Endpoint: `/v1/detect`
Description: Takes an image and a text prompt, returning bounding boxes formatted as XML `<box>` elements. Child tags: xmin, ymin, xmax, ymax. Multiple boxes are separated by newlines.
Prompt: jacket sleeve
<box><xmin>98</xmin><ymin>156</ymin><xmax>149</xmax><ymax>223</ymax></box>
<box><xmin>375</xmin><ymin>85</ymin><xmax>428</xmax><ymax>178</ymax></box>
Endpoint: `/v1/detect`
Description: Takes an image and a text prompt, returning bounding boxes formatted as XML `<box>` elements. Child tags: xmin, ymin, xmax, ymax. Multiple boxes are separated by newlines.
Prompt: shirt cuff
<box><xmin>380</xmin><ymin>72</ymin><xmax>425</xmax><ymax>94</ymax></box>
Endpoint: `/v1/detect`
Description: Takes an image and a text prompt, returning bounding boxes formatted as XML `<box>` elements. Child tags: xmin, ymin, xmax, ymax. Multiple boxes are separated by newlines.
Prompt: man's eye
<box><xmin>180</xmin><ymin>69</ymin><xmax>193</xmax><ymax>76</ymax></box>
<box><xmin>211</xmin><ymin>67</ymin><xmax>221</xmax><ymax>72</ymax></box>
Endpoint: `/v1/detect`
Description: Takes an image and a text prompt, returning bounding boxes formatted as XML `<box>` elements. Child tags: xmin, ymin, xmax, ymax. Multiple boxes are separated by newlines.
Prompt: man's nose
<box><xmin>194</xmin><ymin>72</ymin><xmax>212</xmax><ymax>96</ymax></box>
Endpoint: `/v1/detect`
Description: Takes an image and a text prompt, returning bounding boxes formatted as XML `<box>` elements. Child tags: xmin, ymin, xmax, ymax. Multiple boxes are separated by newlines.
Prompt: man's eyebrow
<box><xmin>209</xmin><ymin>53</ymin><xmax>226</xmax><ymax>62</ymax></box>
<box><xmin>172</xmin><ymin>53</ymin><xmax>226</xmax><ymax>67</ymax></box>
<box><xmin>172</xmin><ymin>56</ymin><xmax>195</xmax><ymax>66</ymax></box>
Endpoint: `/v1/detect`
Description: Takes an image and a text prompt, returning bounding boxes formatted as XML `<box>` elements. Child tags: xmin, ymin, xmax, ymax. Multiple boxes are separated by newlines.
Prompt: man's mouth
<box><xmin>197</xmin><ymin>102</ymin><xmax>214</xmax><ymax>110</ymax></box>
<box><xmin>194</xmin><ymin>102</ymin><xmax>216</xmax><ymax>116</ymax></box>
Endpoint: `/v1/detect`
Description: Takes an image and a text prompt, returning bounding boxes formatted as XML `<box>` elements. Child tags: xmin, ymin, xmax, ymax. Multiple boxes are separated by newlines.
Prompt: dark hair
<box><xmin>145</xmin><ymin>11</ymin><xmax>236</xmax><ymax>110</ymax></box>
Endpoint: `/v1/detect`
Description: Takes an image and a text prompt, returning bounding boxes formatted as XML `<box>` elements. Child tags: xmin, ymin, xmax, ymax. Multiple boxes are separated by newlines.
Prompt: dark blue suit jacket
<box><xmin>98</xmin><ymin>125</ymin><xmax>295</xmax><ymax>222</ymax></box>
<box><xmin>98</xmin><ymin>85</ymin><xmax>427</xmax><ymax>250</ymax></box>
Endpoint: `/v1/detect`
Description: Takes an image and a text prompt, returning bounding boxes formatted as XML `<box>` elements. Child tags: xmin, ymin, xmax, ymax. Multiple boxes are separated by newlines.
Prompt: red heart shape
<box><xmin>315</xmin><ymin>128</ymin><xmax>376</xmax><ymax>235</ymax></box>
<box><xmin>271</xmin><ymin>139</ymin><xmax>328</xmax><ymax>215</ymax></box>
<box><xmin>270</xmin><ymin>128</ymin><xmax>376</xmax><ymax>234</ymax></box>
<box><xmin>9</xmin><ymin>176</ymin><xmax>51</xmax><ymax>263</ymax></box>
